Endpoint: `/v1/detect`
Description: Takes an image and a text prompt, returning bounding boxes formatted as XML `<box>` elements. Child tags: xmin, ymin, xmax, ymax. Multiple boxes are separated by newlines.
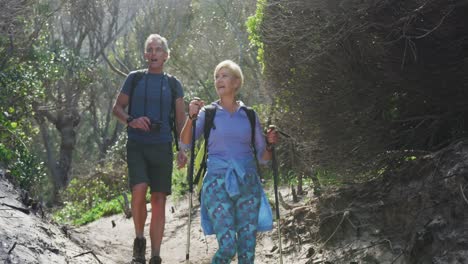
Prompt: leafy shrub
<box><xmin>172</xmin><ymin>164</ymin><xmax>188</xmax><ymax>200</ymax></box>
<box><xmin>54</xmin><ymin>196</ymin><xmax>125</xmax><ymax>225</ymax></box>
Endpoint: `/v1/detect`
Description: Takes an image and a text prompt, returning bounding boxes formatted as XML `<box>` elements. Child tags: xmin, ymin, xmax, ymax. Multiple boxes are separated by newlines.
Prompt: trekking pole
<box><xmin>186</xmin><ymin>112</ymin><xmax>197</xmax><ymax>264</ymax></box>
<box><xmin>269</xmin><ymin>126</ymin><xmax>284</xmax><ymax>264</ymax></box>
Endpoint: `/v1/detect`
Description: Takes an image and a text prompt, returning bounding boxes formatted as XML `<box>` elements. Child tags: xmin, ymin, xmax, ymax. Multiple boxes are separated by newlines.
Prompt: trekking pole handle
<box><xmin>268</xmin><ymin>124</ymin><xmax>290</xmax><ymax>138</ymax></box>
<box><xmin>266</xmin><ymin>125</ymin><xmax>280</xmax><ymax>148</ymax></box>
<box><xmin>189</xmin><ymin>97</ymin><xmax>203</xmax><ymax>121</ymax></box>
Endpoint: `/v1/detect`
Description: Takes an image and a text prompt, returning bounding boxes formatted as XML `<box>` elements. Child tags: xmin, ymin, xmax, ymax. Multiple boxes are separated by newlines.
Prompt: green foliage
<box><xmin>171</xmin><ymin>163</ymin><xmax>188</xmax><ymax>200</ymax></box>
<box><xmin>193</xmin><ymin>140</ymin><xmax>205</xmax><ymax>193</ymax></box>
<box><xmin>0</xmin><ymin>57</ymin><xmax>44</xmax><ymax>130</ymax></box>
<box><xmin>4</xmin><ymin>145</ymin><xmax>48</xmax><ymax>194</ymax></box>
<box><xmin>315</xmin><ymin>168</ymin><xmax>344</xmax><ymax>187</ymax></box>
<box><xmin>0</xmin><ymin>28</ymin><xmax>93</xmax><ymax>191</ymax></box>
<box><xmin>54</xmin><ymin>195</ymin><xmax>125</xmax><ymax>226</ymax></box>
<box><xmin>284</xmin><ymin>170</ymin><xmax>299</xmax><ymax>185</ymax></box>
<box><xmin>246</xmin><ymin>0</ymin><xmax>267</xmax><ymax>70</ymax></box>
<box><xmin>53</xmin><ymin>168</ymin><xmax>128</xmax><ymax>225</ymax></box>
<box><xmin>0</xmin><ymin>140</ymin><xmax>49</xmax><ymax>196</ymax></box>
<box><xmin>74</xmin><ymin>198</ymin><xmax>123</xmax><ymax>226</ymax></box>
<box><xmin>62</xmin><ymin>168</ymin><xmax>127</xmax><ymax>205</ymax></box>
<box><xmin>0</xmin><ymin>48</ymin><xmax>48</xmax><ymax>198</ymax></box>
<box><xmin>250</xmin><ymin>103</ymin><xmax>273</xmax><ymax>128</ymax></box>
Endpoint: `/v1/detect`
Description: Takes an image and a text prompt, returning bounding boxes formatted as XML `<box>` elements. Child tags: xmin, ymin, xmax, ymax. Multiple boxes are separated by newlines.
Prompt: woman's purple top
<box><xmin>192</xmin><ymin>101</ymin><xmax>268</xmax><ymax>164</ymax></box>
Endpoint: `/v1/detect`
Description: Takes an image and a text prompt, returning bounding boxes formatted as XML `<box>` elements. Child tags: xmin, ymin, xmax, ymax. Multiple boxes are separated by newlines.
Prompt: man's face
<box><xmin>144</xmin><ymin>40</ymin><xmax>168</xmax><ymax>71</ymax></box>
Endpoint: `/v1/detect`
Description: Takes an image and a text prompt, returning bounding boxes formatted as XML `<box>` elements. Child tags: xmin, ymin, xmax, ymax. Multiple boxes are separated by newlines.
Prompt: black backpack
<box><xmin>127</xmin><ymin>70</ymin><xmax>180</xmax><ymax>151</ymax></box>
<box><xmin>193</xmin><ymin>104</ymin><xmax>257</xmax><ymax>186</ymax></box>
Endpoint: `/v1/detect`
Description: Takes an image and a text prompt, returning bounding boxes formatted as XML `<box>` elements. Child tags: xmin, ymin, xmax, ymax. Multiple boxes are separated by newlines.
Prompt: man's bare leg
<box><xmin>132</xmin><ymin>183</ymin><xmax>148</xmax><ymax>237</ymax></box>
<box><xmin>131</xmin><ymin>183</ymin><xmax>149</xmax><ymax>263</ymax></box>
<box><xmin>149</xmin><ymin>192</ymin><xmax>166</xmax><ymax>257</ymax></box>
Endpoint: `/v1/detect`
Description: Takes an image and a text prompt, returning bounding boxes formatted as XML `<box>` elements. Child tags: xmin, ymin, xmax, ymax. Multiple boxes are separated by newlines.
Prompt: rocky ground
<box><xmin>280</xmin><ymin>140</ymin><xmax>468</xmax><ymax>264</ymax></box>
<box><xmin>0</xmin><ymin>173</ymin><xmax>97</xmax><ymax>264</ymax></box>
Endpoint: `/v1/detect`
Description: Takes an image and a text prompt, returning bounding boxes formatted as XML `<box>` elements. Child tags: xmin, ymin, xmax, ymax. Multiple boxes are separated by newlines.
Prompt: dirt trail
<box><xmin>71</xmin><ymin>190</ymin><xmax>307</xmax><ymax>264</ymax></box>
<box><xmin>1</xmin><ymin>164</ymin><xmax>310</xmax><ymax>264</ymax></box>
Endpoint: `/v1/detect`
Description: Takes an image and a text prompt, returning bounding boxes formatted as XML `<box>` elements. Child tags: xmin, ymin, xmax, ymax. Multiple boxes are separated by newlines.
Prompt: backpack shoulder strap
<box><xmin>193</xmin><ymin>105</ymin><xmax>217</xmax><ymax>186</ymax></box>
<box><xmin>166</xmin><ymin>73</ymin><xmax>179</xmax><ymax>150</ymax></box>
<box><xmin>128</xmin><ymin>70</ymin><xmax>146</xmax><ymax>115</ymax></box>
<box><xmin>204</xmin><ymin>105</ymin><xmax>217</xmax><ymax>141</ymax></box>
<box><xmin>242</xmin><ymin>106</ymin><xmax>262</xmax><ymax>176</ymax></box>
<box><xmin>166</xmin><ymin>73</ymin><xmax>178</xmax><ymax>94</ymax></box>
<box><xmin>242</xmin><ymin>107</ymin><xmax>256</xmax><ymax>148</ymax></box>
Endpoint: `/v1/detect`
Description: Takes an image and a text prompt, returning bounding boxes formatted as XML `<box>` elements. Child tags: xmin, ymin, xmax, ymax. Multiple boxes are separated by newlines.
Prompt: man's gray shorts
<box><xmin>126</xmin><ymin>140</ymin><xmax>173</xmax><ymax>194</ymax></box>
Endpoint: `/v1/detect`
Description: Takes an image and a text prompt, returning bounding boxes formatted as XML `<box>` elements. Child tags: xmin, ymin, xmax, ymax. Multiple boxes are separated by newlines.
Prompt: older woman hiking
<box><xmin>180</xmin><ymin>60</ymin><xmax>278</xmax><ymax>263</ymax></box>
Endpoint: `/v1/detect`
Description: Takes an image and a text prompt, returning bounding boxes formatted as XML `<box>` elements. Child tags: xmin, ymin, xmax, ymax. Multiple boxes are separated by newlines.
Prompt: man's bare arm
<box><xmin>112</xmin><ymin>93</ymin><xmax>150</xmax><ymax>131</ymax></box>
<box><xmin>175</xmin><ymin>97</ymin><xmax>186</xmax><ymax>138</ymax></box>
<box><xmin>112</xmin><ymin>93</ymin><xmax>130</xmax><ymax>124</ymax></box>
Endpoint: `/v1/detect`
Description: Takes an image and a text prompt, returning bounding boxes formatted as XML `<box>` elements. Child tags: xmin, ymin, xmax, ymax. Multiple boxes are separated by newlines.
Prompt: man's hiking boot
<box><xmin>131</xmin><ymin>237</ymin><xmax>146</xmax><ymax>263</ymax></box>
<box><xmin>149</xmin><ymin>256</ymin><xmax>162</xmax><ymax>264</ymax></box>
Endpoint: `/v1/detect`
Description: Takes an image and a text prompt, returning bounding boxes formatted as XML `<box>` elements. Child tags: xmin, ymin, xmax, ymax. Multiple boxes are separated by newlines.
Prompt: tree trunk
<box><xmin>35</xmin><ymin>101</ymin><xmax>80</xmax><ymax>202</ymax></box>
<box><xmin>309</xmin><ymin>167</ymin><xmax>322</xmax><ymax>197</ymax></box>
<box><xmin>291</xmin><ymin>184</ymin><xmax>298</xmax><ymax>203</ymax></box>
<box><xmin>56</xmin><ymin>124</ymin><xmax>76</xmax><ymax>189</ymax></box>
<box><xmin>34</xmin><ymin>113</ymin><xmax>61</xmax><ymax>199</ymax></box>
<box><xmin>54</xmin><ymin>106</ymin><xmax>80</xmax><ymax>188</ymax></box>
<box><xmin>297</xmin><ymin>171</ymin><xmax>303</xmax><ymax>196</ymax></box>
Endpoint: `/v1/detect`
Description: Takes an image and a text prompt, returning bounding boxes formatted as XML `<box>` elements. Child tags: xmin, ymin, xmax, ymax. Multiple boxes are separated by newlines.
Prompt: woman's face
<box><xmin>215</xmin><ymin>67</ymin><xmax>239</xmax><ymax>97</ymax></box>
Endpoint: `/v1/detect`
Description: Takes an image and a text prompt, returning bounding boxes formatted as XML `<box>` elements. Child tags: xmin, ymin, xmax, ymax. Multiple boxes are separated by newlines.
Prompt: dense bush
<box><xmin>0</xmin><ymin>54</ymin><xmax>48</xmax><ymax>198</ymax></box>
<box><xmin>256</xmin><ymin>0</ymin><xmax>468</xmax><ymax>175</ymax></box>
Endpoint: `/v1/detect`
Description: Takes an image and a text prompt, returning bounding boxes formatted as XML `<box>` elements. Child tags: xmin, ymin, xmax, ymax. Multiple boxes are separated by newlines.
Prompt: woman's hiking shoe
<box><xmin>131</xmin><ymin>237</ymin><xmax>146</xmax><ymax>263</ymax></box>
<box><xmin>149</xmin><ymin>256</ymin><xmax>162</xmax><ymax>264</ymax></box>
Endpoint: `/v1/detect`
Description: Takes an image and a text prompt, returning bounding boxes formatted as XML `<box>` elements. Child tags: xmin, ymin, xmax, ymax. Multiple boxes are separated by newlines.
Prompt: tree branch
<box><xmin>100</xmin><ymin>49</ymin><xmax>127</xmax><ymax>77</ymax></box>
<box><xmin>1</xmin><ymin>203</ymin><xmax>30</xmax><ymax>214</ymax></box>
<box><xmin>460</xmin><ymin>184</ymin><xmax>468</xmax><ymax>206</ymax></box>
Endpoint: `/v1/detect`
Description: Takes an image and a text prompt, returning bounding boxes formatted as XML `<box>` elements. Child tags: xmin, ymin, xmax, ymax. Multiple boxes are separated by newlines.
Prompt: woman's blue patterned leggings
<box><xmin>202</xmin><ymin>172</ymin><xmax>262</xmax><ymax>264</ymax></box>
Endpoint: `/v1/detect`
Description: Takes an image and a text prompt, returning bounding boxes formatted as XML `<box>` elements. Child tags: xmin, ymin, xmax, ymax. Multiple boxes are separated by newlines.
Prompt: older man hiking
<box><xmin>113</xmin><ymin>34</ymin><xmax>187</xmax><ymax>264</ymax></box>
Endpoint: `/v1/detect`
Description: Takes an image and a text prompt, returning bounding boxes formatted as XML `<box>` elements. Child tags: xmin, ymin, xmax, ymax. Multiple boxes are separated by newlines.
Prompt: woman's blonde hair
<box><xmin>214</xmin><ymin>60</ymin><xmax>244</xmax><ymax>91</ymax></box>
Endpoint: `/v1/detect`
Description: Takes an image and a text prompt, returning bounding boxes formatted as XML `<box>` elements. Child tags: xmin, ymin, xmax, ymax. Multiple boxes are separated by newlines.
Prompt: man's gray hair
<box><xmin>144</xmin><ymin>34</ymin><xmax>170</xmax><ymax>55</ymax></box>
